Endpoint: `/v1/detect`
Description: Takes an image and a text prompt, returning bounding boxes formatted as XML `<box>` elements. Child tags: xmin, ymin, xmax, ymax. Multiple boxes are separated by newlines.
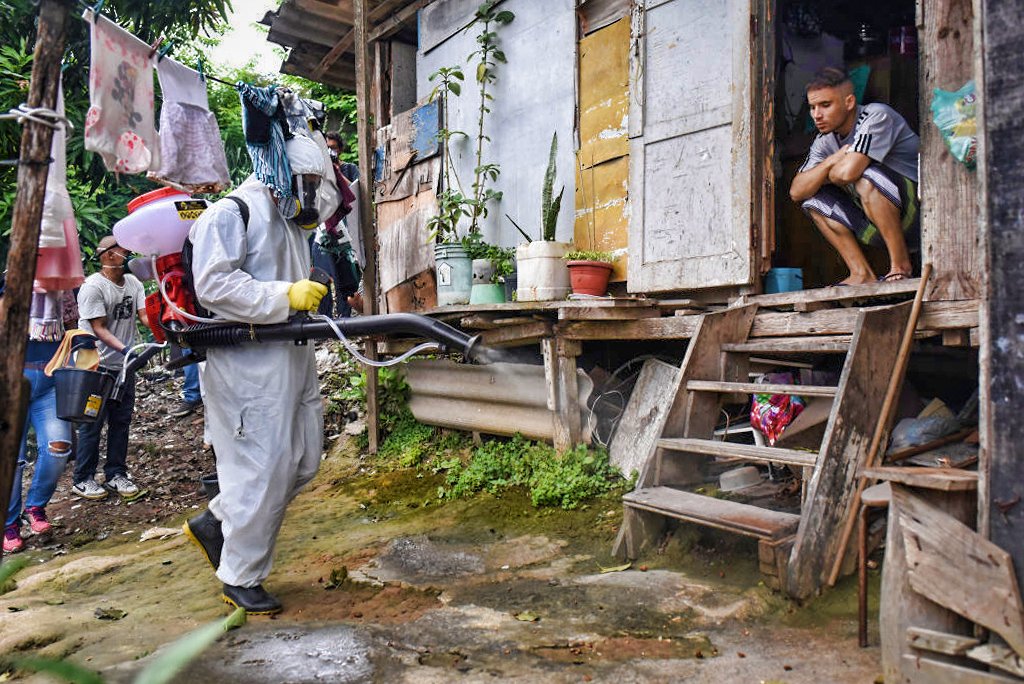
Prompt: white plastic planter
<box><xmin>515</xmin><ymin>240</ymin><xmax>570</xmax><ymax>302</ymax></box>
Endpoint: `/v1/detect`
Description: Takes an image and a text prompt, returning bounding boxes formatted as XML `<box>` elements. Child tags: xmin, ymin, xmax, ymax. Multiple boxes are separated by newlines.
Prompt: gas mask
<box><xmin>291</xmin><ymin>174</ymin><xmax>322</xmax><ymax>229</ymax></box>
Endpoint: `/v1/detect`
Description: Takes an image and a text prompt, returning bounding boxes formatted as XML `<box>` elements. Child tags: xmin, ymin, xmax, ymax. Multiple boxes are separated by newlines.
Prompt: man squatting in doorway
<box><xmin>789</xmin><ymin>67</ymin><xmax>921</xmax><ymax>285</ymax></box>
<box><xmin>182</xmin><ymin>135</ymin><xmax>338</xmax><ymax>614</ymax></box>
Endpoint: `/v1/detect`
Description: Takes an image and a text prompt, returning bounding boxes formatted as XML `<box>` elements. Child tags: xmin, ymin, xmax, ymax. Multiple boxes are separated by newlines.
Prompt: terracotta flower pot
<box><xmin>566</xmin><ymin>260</ymin><xmax>613</xmax><ymax>296</ymax></box>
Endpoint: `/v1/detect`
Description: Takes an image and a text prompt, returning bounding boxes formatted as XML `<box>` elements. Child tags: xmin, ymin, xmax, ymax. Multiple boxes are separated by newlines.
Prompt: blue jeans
<box><xmin>182</xmin><ymin>351</ymin><xmax>200</xmax><ymax>404</ymax></box>
<box><xmin>7</xmin><ymin>366</ymin><xmax>72</xmax><ymax>527</ymax></box>
<box><xmin>73</xmin><ymin>371</ymin><xmax>135</xmax><ymax>484</ymax></box>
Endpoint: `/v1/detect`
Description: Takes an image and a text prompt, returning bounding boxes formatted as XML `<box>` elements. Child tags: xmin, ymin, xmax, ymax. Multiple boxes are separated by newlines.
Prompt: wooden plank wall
<box><xmin>978</xmin><ymin>0</ymin><xmax>1024</xmax><ymax>593</ymax></box>
<box><xmin>919</xmin><ymin>0</ymin><xmax>980</xmax><ymax>302</ymax></box>
<box><xmin>575</xmin><ymin>16</ymin><xmax>630</xmax><ymax>282</ymax></box>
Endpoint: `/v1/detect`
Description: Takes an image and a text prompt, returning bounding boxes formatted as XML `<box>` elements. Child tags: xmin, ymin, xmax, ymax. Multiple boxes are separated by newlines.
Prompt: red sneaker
<box><xmin>3</xmin><ymin>524</ymin><xmax>24</xmax><ymax>554</ymax></box>
<box><xmin>24</xmin><ymin>506</ymin><xmax>52</xmax><ymax>535</ymax></box>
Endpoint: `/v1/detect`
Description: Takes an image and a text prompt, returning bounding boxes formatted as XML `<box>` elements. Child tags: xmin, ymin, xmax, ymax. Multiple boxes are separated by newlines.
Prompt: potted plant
<box><xmin>514</xmin><ymin>132</ymin><xmax>571</xmax><ymax>302</ymax></box>
<box><xmin>469</xmin><ymin>243</ymin><xmax>513</xmax><ymax>304</ymax></box>
<box><xmin>564</xmin><ymin>249</ymin><xmax>616</xmax><ymax>296</ymax></box>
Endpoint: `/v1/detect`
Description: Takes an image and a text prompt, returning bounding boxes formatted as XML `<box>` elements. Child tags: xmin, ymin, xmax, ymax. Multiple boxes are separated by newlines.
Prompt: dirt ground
<box><xmin>1</xmin><ymin>358</ymin><xmax>884</xmax><ymax>683</ymax></box>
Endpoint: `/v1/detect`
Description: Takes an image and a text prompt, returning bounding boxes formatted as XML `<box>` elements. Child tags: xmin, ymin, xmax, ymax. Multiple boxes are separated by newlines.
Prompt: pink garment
<box><xmin>83</xmin><ymin>9</ymin><xmax>160</xmax><ymax>175</ymax></box>
<box><xmin>34</xmin><ymin>216</ymin><xmax>85</xmax><ymax>293</ymax></box>
<box><xmin>150</xmin><ymin>57</ymin><xmax>230</xmax><ymax>193</ymax></box>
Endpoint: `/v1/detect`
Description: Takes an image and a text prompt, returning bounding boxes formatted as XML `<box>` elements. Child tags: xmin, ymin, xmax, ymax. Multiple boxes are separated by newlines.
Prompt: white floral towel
<box><xmin>83</xmin><ymin>9</ymin><xmax>160</xmax><ymax>175</ymax></box>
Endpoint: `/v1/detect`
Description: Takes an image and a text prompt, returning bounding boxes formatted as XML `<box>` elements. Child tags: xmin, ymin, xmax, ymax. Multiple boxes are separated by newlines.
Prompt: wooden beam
<box><xmin>978</xmin><ymin>0</ymin><xmax>1024</xmax><ymax>601</ymax></box>
<box><xmin>311</xmin><ymin>28</ymin><xmax>355</xmax><ymax>81</ymax></box>
<box><xmin>555</xmin><ymin>300</ymin><xmax>979</xmax><ymax>341</ymax></box>
<box><xmin>906</xmin><ymin>627</ymin><xmax>980</xmax><ymax>656</ymax></box>
<box><xmin>354</xmin><ymin>0</ymin><xmax>380</xmax><ymax>453</ymax></box>
<box><xmin>920</xmin><ymin>0</ymin><xmax>980</xmax><ymax>302</ymax></box>
<box><xmin>967</xmin><ymin>644</ymin><xmax>1024</xmax><ymax>679</ymax></box>
<box><xmin>862</xmin><ymin>466</ymin><xmax>978</xmax><ymax>492</ymax></box>
<box><xmin>895</xmin><ymin>486</ymin><xmax>1024</xmax><ymax>657</ymax></box>
<box><xmin>900</xmin><ymin>655</ymin><xmax>1020</xmax><ymax>683</ymax></box>
<box><xmin>735</xmin><ymin>278</ymin><xmax>920</xmax><ymax>309</ymax></box>
<box><xmin>479</xmin><ymin>321</ymin><xmax>551</xmax><ymax>347</ymax></box>
<box><xmin>0</xmin><ymin>0</ymin><xmax>69</xmax><ymax>536</ymax></box>
<box><xmin>368</xmin><ymin>0</ymin><xmax>432</xmax><ymax>43</ymax></box>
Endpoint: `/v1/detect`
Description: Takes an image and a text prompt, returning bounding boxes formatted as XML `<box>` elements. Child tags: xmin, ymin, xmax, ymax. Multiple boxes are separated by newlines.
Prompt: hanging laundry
<box><xmin>150</xmin><ymin>57</ymin><xmax>230</xmax><ymax>193</ymax></box>
<box><xmin>40</xmin><ymin>76</ymin><xmax>70</xmax><ymax>248</ymax></box>
<box><xmin>28</xmin><ymin>291</ymin><xmax>64</xmax><ymax>343</ymax></box>
<box><xmin>238</xmin><ymin>83</ymin><xmax>294</xmax><ymax>213</ymax></box>
<box><xmin>34</xmin><ymin>213</ymin><xmax>85</xmax><ymax>293</ymax></box>
<box><xmin>83</xmin><ymin>9</ymin><xmax>160</xmax><ymax>175</ymax></box>
<box><xmin>278</xmin><ymin>88</ymin><xmax>314</xmax><ymax>137</ymax></box>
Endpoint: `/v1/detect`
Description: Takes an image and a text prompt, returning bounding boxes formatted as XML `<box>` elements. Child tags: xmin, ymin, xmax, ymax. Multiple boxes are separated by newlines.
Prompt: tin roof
<box><xmin>261</xmin><ymin>0</ymin><xmax>424</xmax><ymax>90</ymax></box>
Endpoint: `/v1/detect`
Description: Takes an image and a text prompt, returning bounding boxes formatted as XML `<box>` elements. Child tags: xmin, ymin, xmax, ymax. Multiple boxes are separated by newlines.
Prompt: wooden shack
<box><xmin>264</xmin><ymin>1</ymin><xmax>1024</xmax><ymax>680</ymax></box>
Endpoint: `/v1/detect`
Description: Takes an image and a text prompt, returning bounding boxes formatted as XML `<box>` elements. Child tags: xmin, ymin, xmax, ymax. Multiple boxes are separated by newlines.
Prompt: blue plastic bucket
<box><xmin>764</xmin><ymin>267</ymin><xmax>803</xmax><ymax>294</ymax></box>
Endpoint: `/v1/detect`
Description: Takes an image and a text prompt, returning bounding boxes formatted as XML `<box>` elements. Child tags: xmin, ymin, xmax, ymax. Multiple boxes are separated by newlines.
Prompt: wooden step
<box><xmin>658</xmin><ymin>437</ymin><xmax>818</xmax><ymax>468</ymax></box>
<box><xmin>686</xmin><ymin>379</ymin><xmax>838</xmax><ymax>398</ymax></box>
<box><xmin>721</xmin><ymin>335</ymin><xmax>852</xmax><ymax>354</ymax></box>
<box><xmin>623</xmin><ymin>486</ymin><xmax>801</xmax><ymax>540</ymax></box>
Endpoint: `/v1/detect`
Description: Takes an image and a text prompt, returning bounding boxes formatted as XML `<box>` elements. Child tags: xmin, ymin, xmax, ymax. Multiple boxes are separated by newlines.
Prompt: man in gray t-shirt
<box><xmin>72</xmin><ymin>235</ymin><xmax>149</xmax><ymax>501</ymax></box>
<box><xmin>790</xmin><ymin>67</ymin><xmax>920</xmax><ymax>285</ymax></box>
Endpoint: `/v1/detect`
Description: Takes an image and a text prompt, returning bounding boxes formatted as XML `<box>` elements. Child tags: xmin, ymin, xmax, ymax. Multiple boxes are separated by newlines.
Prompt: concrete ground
<box><xmin>0</xmin><ymin>441</ymin><xmax>882</xmax><ymax>683</ymax></box>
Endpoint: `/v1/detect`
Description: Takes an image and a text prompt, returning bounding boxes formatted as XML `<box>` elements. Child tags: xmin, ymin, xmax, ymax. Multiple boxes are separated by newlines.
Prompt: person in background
<box><xmin>323</xmin><ymin>131</ymin><xmax>362</xmax><ymax>316</ymax></box>
<box><xmin>789</xmin><ymin>67</ymin><xmax>920</xmax><ymax>285</ymax></box>
<box><xmin>71</xmin><ymin>236</ymin><xmax>148</xmax><ymax>501</ymax></box>
<box><xmin>170</xmin><ymin>346</ymin><xmax>202</xmax><ymax>418</ymax></box>
<box><xmin>3</xmin><ymin>290</ymin><xmax>73</xmax><ymax>554</ymax></box>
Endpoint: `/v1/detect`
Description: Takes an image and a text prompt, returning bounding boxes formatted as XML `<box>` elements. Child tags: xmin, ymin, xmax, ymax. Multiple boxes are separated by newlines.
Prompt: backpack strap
<box><xmin>222</xmin><ymin>195</ymin><xmax>249</xmax><ymax>229</ymax></box>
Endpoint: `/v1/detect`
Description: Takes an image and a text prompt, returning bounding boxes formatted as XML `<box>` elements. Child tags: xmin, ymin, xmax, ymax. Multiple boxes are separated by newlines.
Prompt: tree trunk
<box><xmin>0</xmin><ymin>0</ymin><xmax>70</xmax><ymax>543</ymax></box>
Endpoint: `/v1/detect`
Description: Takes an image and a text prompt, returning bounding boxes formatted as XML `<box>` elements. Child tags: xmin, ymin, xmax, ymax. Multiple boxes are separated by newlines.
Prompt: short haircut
<box><xmin>806</xmin><ymin>67</ymin><xmax>852</xmax><ymax>93</ymax></box>
<box><xmin>325</xmin><ymin>131</ymin><xmax>343</xmax><ymax>146</ymax></box>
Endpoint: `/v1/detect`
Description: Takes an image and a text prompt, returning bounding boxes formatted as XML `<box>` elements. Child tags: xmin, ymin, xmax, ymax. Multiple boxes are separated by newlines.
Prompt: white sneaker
<box><xmin>105</xmin><ymin>474</ymin><xmax>139</xmax><ymax>497</ymax></box>
<box><xmin>71</xmin><ymin>478</ymin><xmax>109</xmax><ymax>500</ymax></box>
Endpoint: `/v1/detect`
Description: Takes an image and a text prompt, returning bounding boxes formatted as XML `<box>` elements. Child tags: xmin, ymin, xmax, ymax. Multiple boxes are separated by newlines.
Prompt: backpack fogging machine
<box><xmin>116</xmin><ymin>189</ymin><xmax>482</xmax><ymax>367</ymax></box>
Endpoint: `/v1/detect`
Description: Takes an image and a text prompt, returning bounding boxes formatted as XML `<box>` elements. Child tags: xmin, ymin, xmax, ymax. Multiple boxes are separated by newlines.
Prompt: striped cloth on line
<box><xmin>238</xmin><ymin>83</ymin><xmax>295</xmax><ymax>213</ymax></box>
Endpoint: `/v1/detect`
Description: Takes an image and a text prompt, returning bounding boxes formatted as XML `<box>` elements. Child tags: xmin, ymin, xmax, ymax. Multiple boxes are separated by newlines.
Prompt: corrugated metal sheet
<box><xmin>406</xmin><ymin>359</ymin><xmax>593</xmax><ymax>443</ymax></box>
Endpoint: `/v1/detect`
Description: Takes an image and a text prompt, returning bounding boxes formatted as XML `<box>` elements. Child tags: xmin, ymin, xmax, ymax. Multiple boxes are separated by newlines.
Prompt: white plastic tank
<box><xmin>113</xmin><ymin>187</ymin><xmax>208</xmax><ymax>256</ymax></box>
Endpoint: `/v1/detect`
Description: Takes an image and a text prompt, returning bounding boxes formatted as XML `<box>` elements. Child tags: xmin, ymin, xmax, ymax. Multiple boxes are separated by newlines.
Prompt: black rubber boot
<box><xmin>183</xmin><ymin>509</ymin><xmax>223</xmax><ymax>570</ymax></box>
<box><xmin>221</xmin><ymin>583</ymin><xmax>282</xmax><ymax>615</ymax></box>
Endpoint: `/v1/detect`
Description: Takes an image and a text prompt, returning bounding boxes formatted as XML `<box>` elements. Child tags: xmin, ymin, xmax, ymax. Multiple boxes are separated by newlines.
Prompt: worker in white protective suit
<box><xmin>182</xmin><ymin>134</ymin><xmax>339</xmax><ymax>614</ymax></box>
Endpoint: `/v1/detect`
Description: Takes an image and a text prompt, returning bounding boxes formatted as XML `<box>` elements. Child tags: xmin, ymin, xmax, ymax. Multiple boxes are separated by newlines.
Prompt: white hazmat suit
<box><xmin>189</xmin><ymin>135</ymin><xmax>338</xmax><ymax>588</ymax></box>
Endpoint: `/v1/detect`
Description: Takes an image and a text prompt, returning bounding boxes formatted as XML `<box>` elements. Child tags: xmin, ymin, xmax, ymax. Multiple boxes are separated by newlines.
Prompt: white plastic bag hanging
<box><xmin>83</xmin><ymin>9</ymin><xmax>160</xmax><ymax>175</ymax></box>
<box><xmin>39</xmin><ymin>75</ymin><xmax>71</xmax><ymax>248</ymax></box>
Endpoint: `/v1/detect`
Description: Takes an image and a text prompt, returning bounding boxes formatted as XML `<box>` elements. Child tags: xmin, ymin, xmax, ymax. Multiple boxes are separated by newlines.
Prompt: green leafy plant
<box><xmin>540</xmin><ymin>132</ymin><xmax>565</xmax><ymax>242</ymax></box>
<box><xmin>442</xmin><ymin>435</ymin><xmax>625</xmax><ymax>509</ymax></box>
<box><xmin>460</xmin><ymin>232</ymin><xmax>514</xmax><ymax>283</ymax></box>
<box><xmin>564</xmin><ymin>250</ymin><xmax>615</xmax><ymax>263</ymax></box>
<box><xmin>426</xmin><ymin>2</ymin><xmax>514</xmax><ymax>244</ymax></box>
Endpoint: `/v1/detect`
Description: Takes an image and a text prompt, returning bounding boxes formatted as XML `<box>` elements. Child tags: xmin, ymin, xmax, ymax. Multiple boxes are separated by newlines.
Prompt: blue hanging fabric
<box><xmin>237</xmin><ymin>83</ymin><xmax>295</xmax><ymax>216</ymax></box>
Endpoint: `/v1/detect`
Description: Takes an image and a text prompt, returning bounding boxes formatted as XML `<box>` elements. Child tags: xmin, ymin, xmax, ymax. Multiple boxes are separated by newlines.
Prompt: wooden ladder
<box><xmin>613</xmin><ymin>302</ymin><xmax>913</xmax><ymax>599</ymax></box>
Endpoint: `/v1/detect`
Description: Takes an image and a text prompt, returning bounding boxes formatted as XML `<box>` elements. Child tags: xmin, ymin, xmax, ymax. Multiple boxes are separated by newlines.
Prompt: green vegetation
<box><xmin>539</xmin><ymin>131</ymin><xmax>565</xmax><ymax>242</ymax></box>
<box><xmin>441</xmin><ymin>435</ymin><xmax>626</xmax><ymax>509</ymax></box>
<box><xmin>564</xmin><ymin>250</ymin><xmax>615</xmax><ymax>263</ymax></box>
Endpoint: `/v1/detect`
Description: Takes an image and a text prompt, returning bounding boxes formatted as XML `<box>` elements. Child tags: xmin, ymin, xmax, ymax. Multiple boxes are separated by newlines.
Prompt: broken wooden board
<box><xmin>906</xmin><ymin>627</ymin><xmax>979</xmax><ymax>657</ymax></box>
<box><xmin>735</xmin><ymin>278</ymin><xmax>920</xmax><ymax>309</ymax></box>
<box><xmin>609</xmin><ymin>359</ymin><xmax>679</xmax><ymax>478</ymax></box>
<box><xmin>901</xmin><ymin>655</ymin><xmax>1020</xmax><ymax>684</ymax></box>
<box><xmin>895</xmin><ymin>486</ymin><xmax>1024</xmax><ymax>657</ymax></box>
<box><xmin>967</xmin><ymin>644</ymin><xmax>1024</xmax><ymax>679</ymax></box>
<box><xmin>786</xmin><ymin>303</ymin><xmax>911</xmax><ymax>599</ymax></box>
<box><xmin>384</xmin><ymin>268</ymin><xmax>436</xmax><ymax>314</ymax></box>
<box><xmin>862</xmin><ymin>466</ymin><xmax>978</xmax><ymax>492</ymax></box>
<box><xmin>378</xmin><ymin>186</ymin><xmax>436</xmax><ymax>294</ymax></box>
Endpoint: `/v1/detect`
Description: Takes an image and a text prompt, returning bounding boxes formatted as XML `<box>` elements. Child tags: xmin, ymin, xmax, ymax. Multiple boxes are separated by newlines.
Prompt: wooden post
<box><xmin>919</xmin><ymin>0</ymin><xmax>980</xmax><ymax>302</ymax></box>
<box><xmin>542</xmin><ymin>337</ymin><xmax>582</xmax><ymax>452</ymax></box>
<box><xmin>977</xmin><ymin>0</ymin><xmax>1024</xmax><ymax>592</ymax></box>
<box><xmin>353</xmin><ymin>0</ymin><xmax>380</xmax><ymax>453</ymax></box>
<box><xmin>0</xmin><ymin>0</ymin><xmax>69</xmax><ymax>541</ymax></box>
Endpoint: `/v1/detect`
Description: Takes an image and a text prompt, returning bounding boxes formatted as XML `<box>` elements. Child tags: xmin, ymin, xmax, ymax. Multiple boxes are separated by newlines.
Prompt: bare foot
<box><xmin>837</xmin><ymin>272</ymin><xmax>877</xmax><ymax>286</ymax></box>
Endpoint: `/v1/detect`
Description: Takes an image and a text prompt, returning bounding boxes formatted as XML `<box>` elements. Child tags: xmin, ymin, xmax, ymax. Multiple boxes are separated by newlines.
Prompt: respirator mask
<box><xmin>291</xmin><ymin>174</ymin><xmax>322</xmax><ymax>229</ymax></box>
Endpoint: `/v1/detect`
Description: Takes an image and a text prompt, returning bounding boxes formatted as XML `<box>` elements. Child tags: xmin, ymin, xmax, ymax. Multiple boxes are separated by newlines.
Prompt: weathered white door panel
<box><xmin>628</xmin><ymin>0</ymin><xmax>753</xmax><ymax>293</ymax></box>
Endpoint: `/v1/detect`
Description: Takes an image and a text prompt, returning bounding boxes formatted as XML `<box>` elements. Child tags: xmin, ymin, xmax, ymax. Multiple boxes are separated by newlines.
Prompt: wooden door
<box><xmin>627</xmin><ymin>0</ymin><xmax>755</xmax><ymax>293</ymax></box>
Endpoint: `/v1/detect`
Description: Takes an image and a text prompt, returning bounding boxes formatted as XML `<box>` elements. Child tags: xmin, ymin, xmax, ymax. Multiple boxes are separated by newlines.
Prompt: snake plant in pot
<box><xmin>514</xmin><ymin>132</ymin><xmax>571</xmax><ymax>302</ymax></box>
